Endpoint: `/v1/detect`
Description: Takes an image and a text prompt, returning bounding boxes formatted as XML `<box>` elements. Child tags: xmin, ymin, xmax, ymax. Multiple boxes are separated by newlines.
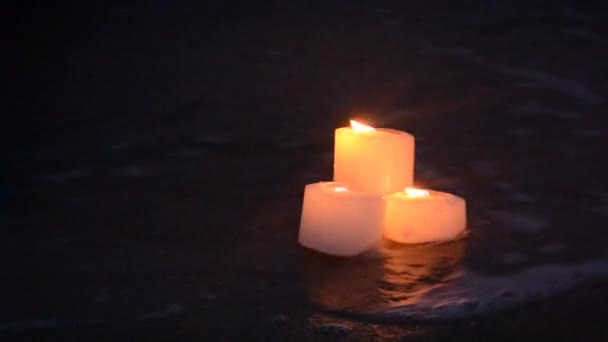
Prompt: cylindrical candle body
<box><xmin>334</xmin><ymin>128</ymin><xmax>414</xmax><ymax>194</ymax></box>
<box><xmin>299</xmin><ymin>182</ymin><xmax>384</xmax><ymax>256</ymax></box>
<box><xmin>384</xmin><ymin>190</ymin><xmax>466</xmax><ymax>244</ymax></box>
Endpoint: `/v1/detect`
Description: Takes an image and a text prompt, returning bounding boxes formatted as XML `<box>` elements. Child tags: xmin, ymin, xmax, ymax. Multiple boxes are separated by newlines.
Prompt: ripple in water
<box><xmin>301</xmin><ymin>239</ymin><xmax>608</xmax><ymax>321</ymax></box>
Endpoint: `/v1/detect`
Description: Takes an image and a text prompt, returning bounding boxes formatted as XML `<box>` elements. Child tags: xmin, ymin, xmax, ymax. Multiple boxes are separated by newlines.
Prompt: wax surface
<box><xmin>334</xmin><ymin>128</ymin><xmax>414</xmax><ymax>194</ymax></box>
<box><xmin>299</xmin><ymin>182</ymin><xmax>384</xmax><ymax>256</ymax></box>
<box><xmin>384</xmin><ymin>190</ymin><xmax>466</xmax><ymax>244</ymax></box>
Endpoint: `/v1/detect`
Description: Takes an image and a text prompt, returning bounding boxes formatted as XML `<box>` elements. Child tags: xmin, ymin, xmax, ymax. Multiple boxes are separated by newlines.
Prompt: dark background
<box><xmin>7</xmin><ymin>1</ymin><xmax>608</xmax><ymax>340</ymax></box>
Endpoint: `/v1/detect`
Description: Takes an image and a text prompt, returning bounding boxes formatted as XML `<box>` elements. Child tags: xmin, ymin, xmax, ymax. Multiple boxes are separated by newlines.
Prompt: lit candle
<box><xmin>299</xmin><ymin>182</ymin><xmax>384</xmax><ymax>256</ymax></box>
<box><xmin>384</xmin><ymin>188</ymin><xmax>467</xmax><ymax>244</ymax></box>
<box><xmin>334</xmin><ymin>120</ymin><xmax>415</xmax><ymax>195</ymax></box>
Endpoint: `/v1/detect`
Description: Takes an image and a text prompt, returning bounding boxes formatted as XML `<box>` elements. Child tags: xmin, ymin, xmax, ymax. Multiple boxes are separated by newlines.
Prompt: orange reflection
<box><xmin>302</xmin><ymin>239</ymin><xmax>465</xmax><ymax>313</ymax></box>
<box><xmin>379</xmin><ymin>240</ymin><xmax>465</xmax><ymax>307</ymax></box>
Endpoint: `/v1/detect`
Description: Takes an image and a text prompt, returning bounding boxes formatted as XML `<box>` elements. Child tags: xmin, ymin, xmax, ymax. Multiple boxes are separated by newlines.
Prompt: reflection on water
<box><xmin>302</xmin><ymin>236</ymin><xmax>608</xmax><ymax>321</ymax></box>
<box><xmin>302</xmin><ymin>239</ymin><xmax>466</xmax><ymax>314</ymax></box>
<box><xmin>379</xmin><ymin>240</ymin><xmax>466</xmax><ymax>309</ymax></box>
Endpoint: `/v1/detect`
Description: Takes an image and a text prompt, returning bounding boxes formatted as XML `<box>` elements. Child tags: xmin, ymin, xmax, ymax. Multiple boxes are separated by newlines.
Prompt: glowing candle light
<box><xmin>404</xmin><ymin>187</ymin><xmax>430</xmax><ymax>197</ymax></box>
<box><xmin>298</xmin><ymin>182</ymin><xmax>384</xmax><ymax>256</ymax></box>
<box><xmin>334</xmin><ymin>120</ymin><xmax>414</xmax><ymax>195</ymax></box>
<box><xmin>349</xmin><ymin>119</ymin><xmax>375</xmax><ymax>132</ymax></box>
<box><xmin>384</xmin><ymin>188</ymin><xmax>467</xmax><ymax>244</ymax></box>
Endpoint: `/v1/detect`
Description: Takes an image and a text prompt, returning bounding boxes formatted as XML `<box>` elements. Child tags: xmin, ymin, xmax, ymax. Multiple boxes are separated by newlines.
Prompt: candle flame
<box><xmin>350</xmin><ymin>120</ymin><xmax>375</xmax><ymax>132</ymax></box>
<box><xmin>335</xmin><ymin>186</ymin><xmax>348</xmax><ymax>192</ymax></box>
<box><xmin>405</xmin><ymin>187</ymin><xmax>429</xmax><ymax>197</ymax></box>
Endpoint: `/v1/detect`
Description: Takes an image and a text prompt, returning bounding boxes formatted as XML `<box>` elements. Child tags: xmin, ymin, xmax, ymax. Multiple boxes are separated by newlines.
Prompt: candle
<box><xmin>299</xmin><ymin>182</ymin><xmax>384</xmax><ymax>256</ymax></box>
<box><xmin>384</xmin><ymin>188</ymin><xmax>467</xmax><ymax>244</ymax></box>
<box><xmin>334</xmin><ymin>120</ymin><xmax>415</xmax><ymax>194</ymax></box>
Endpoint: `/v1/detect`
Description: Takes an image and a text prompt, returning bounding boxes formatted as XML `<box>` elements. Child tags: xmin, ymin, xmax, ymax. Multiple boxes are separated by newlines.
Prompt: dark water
<box><xmin>5</xmin><ymin>1</ymin><xmax>608</xmax><ymax>339</ymax></box>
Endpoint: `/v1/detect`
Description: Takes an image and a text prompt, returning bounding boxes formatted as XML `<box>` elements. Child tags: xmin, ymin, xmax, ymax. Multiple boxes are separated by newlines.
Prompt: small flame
<box><xmin>350</xmin><ymin>120</ymin><xmax>375</xmax><ymax>132</ymax></box>
<box><xmin>405</xmin><ymin>187</ymin><xmax>429</xmax><ymax>197</ymax></box>
<box><xmin>334</xmin><ymin>186</ymin><xmax>348</xmax><ymax>192</ymax></box>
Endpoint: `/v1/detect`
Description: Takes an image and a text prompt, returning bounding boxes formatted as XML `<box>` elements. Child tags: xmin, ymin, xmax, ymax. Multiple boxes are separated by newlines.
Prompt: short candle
<box><xmin>334</xmin><ymin>120</ymin><xmax>415</xmax><ymax>195</ymax></box>
<box><xmin>384</xmin><ymin>188</ymin><xmax>467</xmax><ymax>244</ymax></box>
<box><xmin>299</xmin><ymin>182</ymin><xmax>384</xmax><ymax>256</ymax></box>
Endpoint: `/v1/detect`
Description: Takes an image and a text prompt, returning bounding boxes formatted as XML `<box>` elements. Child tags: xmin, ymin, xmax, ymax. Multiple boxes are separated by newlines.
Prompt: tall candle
<box><xmin>384</xmin><ymin>188</ymin><xmax>467</xmax><ymax>244</ymax></box>
<box><xmin>334</xmin><ymin>120</ymin><xmax>414</xmax><ymax>195</ymax></box>
<box><xmin>299</xmin><ymin>182</ymin><xmax>384</xmax><ymax>256</ymax></box>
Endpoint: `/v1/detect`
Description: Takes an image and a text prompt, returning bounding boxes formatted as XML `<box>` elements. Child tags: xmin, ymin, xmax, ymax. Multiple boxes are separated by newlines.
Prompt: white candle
<box><xmin>298</xmin><ymin>182</ymin><xmax>384</xmax><ymax>256</ymax></box>
<box><xmin>334</xmin><ymin>120</ymin><xmax>415</xmax><ymax>195</ymax></box>
<box><xmin>384</xmin><ymin>188</ymin><xmax>467</xmax><ymax>244</ymax></box>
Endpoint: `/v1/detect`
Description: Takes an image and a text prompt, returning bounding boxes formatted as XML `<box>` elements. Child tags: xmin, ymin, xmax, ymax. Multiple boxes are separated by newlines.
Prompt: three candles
<box><xmin>298</xmin><ymin>120</ymin><xmax>467</xmax><ymax>256</ymax></box>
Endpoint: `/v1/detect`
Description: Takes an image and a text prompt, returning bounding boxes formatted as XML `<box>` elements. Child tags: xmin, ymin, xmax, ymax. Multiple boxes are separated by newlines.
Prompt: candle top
<box><xmin>336</xmin><ymin>126</ymin><xmax>414</xmax><ymax>139</ymax></box>
<box><xmin>404</xmin><ymin>187</ymin><xmax>430</xmax><ymax>197</ymax></box>
<box><xmin>385</xmin><ymin>189</ymin><xmax>464</xmax><ymax>202</ymax></box>
<box><xmin>310</xmin><ymin>182</ymin><xmax>383</xmax><ymax>198</ymax></box>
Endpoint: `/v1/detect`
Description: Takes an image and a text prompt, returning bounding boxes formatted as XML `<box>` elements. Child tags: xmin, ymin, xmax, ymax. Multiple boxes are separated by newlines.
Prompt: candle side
<box><xmin>299</xmin><ymin>182</ymin><xmax>385</xmax><ymax>256</ymax></box>
<box><xmin>334</xmin><ymin>127</ymin><xmax>414</xmax><ymax>195</ymax></box>
<box><xmin>384</xmin><ymin>190</ymin><xmax>467</xmax><ymax>244</ymax></box>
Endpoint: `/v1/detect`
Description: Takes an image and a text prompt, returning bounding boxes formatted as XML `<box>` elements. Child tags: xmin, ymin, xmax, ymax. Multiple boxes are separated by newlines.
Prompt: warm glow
<box><xmin>350</xmin><ymin>120</ymin><xmax>375</xmax><ymax>132</ymax></box>
<box><xmin>405</xmin><ymin>187</ymin><xmax>429</xmax><ymax>197</ymax></box>
<box><xmin>335</xmin><ymin>186</ymin><xmax>348</xmax><ymax>192</ymax></box>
